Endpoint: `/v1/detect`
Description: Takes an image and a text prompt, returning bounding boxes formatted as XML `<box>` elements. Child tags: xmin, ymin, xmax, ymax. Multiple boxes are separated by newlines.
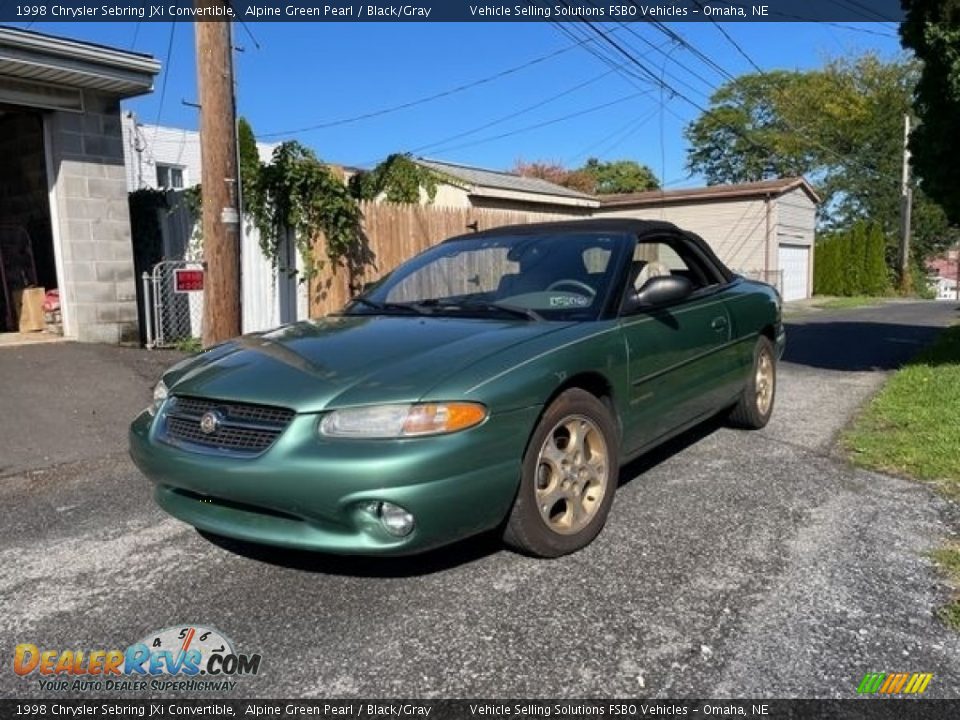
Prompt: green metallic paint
<box><xmin>129</xmin><ymin>271</ymin><xmax>781</xmax><ymax>555</ymax></box>
<box><xmin>131</xmin><ymin>404</ymin><xmax>541</xmax><ymax>555</ymax></box>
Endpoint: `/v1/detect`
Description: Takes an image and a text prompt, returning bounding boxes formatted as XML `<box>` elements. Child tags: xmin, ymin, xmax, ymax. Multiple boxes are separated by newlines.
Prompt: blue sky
<box><xmin>15</xmin><ymin>20</ymin><xmax>905</xmax><ymax>186</ymax></box>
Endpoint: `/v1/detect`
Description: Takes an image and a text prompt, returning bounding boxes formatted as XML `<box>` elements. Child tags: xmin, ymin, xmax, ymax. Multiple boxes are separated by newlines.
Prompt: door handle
<box><xmin>711</xmin><ymin>316</ymin><xmax>728</xmax><ymax>332</ymax></box>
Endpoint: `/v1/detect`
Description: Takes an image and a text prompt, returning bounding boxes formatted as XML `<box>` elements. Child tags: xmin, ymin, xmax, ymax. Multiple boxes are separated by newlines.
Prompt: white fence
<box><xmin>142</xmin><ymin>206</ymin><xmax>309</xmax><ymax>347</ymax></box>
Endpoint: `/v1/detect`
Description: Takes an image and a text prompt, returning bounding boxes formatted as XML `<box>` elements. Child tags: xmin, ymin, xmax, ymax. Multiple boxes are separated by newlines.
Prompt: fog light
<box><xmin>377</xmin><ymin>501</ymin><xmax>415</xmax><ymax>537</ymax></box>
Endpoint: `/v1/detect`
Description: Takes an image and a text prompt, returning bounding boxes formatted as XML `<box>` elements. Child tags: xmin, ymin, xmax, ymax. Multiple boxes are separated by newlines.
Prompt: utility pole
<box><xmin>955</xmin><ymin>244</ymin><xmax>960</xmax><ymax>301</ymax></box>
<box><xmin>195</xmin><ymin>10</ymin><xmax>242</xmax><ymax>345</ymax></box>
<box><xmin>899</xmin><ymin>113</ymin><xmax>913</xmax><ymax>294</ymax></box>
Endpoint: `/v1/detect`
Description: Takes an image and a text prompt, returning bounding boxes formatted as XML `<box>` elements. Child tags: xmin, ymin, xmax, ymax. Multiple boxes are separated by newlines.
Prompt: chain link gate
<box><xmin>142</xmin><ymin>260</ymin><xmax>204</xmax><ymax>348</ymax></box>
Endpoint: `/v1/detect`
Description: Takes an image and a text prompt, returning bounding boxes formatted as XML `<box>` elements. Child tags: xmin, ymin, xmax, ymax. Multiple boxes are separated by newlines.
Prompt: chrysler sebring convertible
<box><xmin>130</xmin><ymin>219</ymin><xmax>784</xmax><ymax>557</ymax></box>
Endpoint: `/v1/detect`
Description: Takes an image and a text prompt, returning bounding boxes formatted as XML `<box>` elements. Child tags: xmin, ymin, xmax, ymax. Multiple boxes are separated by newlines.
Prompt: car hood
<box><xmin>163</xmin><ymin>315</ymin><xmax>572</xmax><ymax>413</ymax></box>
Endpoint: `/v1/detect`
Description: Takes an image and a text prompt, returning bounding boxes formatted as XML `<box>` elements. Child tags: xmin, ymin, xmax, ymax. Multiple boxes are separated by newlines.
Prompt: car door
<box><xmin>618</xmin><ymin>235</ymin><xmax>741</xmax><ymax>455</ymax></box>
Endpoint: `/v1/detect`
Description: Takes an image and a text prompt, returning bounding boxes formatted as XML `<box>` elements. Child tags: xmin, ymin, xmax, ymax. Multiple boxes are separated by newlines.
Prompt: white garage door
<box><xmin>778</xmin><ymin>243</ymin><xmax>810</xmax><ymax>301</ymax></box>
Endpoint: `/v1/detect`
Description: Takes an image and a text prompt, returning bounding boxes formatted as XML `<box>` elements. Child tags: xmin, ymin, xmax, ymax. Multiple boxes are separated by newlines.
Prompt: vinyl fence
<box><xmin>308</xmin><ymin>202</ymin><xmax>582</xmax><ymax>317</ymax></box>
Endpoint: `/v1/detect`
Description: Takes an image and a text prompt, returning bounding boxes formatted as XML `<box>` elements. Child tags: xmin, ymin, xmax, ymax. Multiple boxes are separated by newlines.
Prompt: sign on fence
<box><xmin>142</xmin><ymin>261</ymin><xmax>204</xmax><ymax>348</ymax></box>
<box><xmin>174</xmin><ymin>268</ymin><xmax>205</xmax><ymax>293</ymax></box>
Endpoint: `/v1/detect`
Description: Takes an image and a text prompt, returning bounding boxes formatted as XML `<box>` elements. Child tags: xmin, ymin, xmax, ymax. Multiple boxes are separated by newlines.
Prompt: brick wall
<box><xmin>46</xmin><ymin>92</ymin><xmax>138</xmax><ymax>343</ymax></box>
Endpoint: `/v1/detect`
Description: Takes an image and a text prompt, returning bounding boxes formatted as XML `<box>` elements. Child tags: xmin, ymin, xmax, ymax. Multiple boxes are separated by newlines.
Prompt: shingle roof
<box><xmin>600</xmin><ymin>177</ymin><xmax>820</xmax><ymax>207</ymax></box>
<box><xmin>415</xmin><ymin>158</ymin><xmax>597</xmax><ymax>202</ymax></box>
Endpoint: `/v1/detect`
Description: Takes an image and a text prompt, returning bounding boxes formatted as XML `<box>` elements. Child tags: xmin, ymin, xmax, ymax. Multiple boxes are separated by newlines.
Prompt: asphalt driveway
<box><xmin>1</xmin><ymin>300</ymin><xmax>958</xmax><ymax>699</ymax></box>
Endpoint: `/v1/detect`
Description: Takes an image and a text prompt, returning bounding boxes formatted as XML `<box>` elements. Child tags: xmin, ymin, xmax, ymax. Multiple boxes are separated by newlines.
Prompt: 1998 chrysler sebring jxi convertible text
<box><xmin>130</xmin><ymin>219</ymin><xmax>784</xmax><ymax>558</ymax></box>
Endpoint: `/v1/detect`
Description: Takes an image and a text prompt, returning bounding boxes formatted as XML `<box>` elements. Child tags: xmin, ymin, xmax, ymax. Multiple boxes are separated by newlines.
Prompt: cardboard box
<box><xmin>14</xmin><ymin>286</ymin><xmax>45</xmax><ymax>333</ymax></box>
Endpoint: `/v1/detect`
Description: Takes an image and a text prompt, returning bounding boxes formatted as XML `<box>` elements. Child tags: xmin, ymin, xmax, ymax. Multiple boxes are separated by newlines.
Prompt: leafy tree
<box><xmin>580</xmin><ymin>158</ymin><xmax>659</xmax><ymax>194</ymax></box>
<box><xmin>511</xmin><ymin>160</ymin><xmax>595</xmax><ymax>194</ymax></box>
<box><xmin>901</xmin><ymin>0</ymin><xmax>960</xmax><ymax>224</ymax></box>
<box><xmin>814</xmin><ymin>223</ymin><xmax>891</xmax><ymax>297</ymax></box>
<box><xmin>865</xmin><ymin>223</ymin><xmax>891</xmax><ymax>296</ymax></box>
<box><xmin>237</xmin><ymin>116</ymin><xmax>261</xmax><ymax>214</ymax></box>
<box><xmin>845</xmin><ymin>222</ymin><xmax>864</xmax><ymax>296</ymax></box>
<box><xmin>349</xmin><ymin>154</ymin><xmax>444</xmax><ymax>204</ymax></box>
<box><xmin>249</xmin><ymin>142</ymin><xmax>362</xmax><ymax>276</ymax></box>
<box><xmin>511</xmin><ymin>158</ymin><xmax>659</xmax><ymax>194</ymax></box>
<box><xmin>686</xmin><ymin>71</ymin><xmax>819</xmax><ymax>184</ymax></box>
<box><xmin>686</xmin><ymin>54</ymin><xmax>956</xmax><ymax>269</ymax></box>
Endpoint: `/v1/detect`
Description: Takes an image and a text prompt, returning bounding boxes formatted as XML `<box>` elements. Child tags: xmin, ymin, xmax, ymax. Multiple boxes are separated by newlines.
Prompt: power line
<box><xmin>566</xmin><ymin>107</ymin><xmax>660</xmax><ymax>164</ymax></box>
<box><xmin>130</xmin><ymin>22</ymin><xmax>141</xmax><ymax>50</ymax></box>
<box><xmin>408</xmin><ymin>69</ymin><xmax>617</xmax><ymax>156</ymax></box>
<box><xmin>258</xmin><ymin>33</ymin><xmax>613</xmax><ymax>139</ymax></box>
<box><xmin>417</xmin><ymin>90</ymin><xmax>654</xmax><ymax>157</ymax></box>
<box><xmin>616</xmin><ymin>22</ymin><xmax>719</xmax><ymax>94</ymax></box>
<box><xmin>696</xmin><ymin>7</ymin><xmax>763</xmax><ymax>74</ymax></box>
<box><xmin>236</xmin><ymin>20</ymin><xmax>262</xmax><ymax>51</ymax></box>
<box><xmin>577</xmin><ymin>22</ymin><xmax>894</xmax><ymax>187</ymax></box>
<box><xmin>649</xmin><ymin>21</ymin><xmax>735</xmax><ymax>82</ymax></box>
<box><xmin>150</xmin><ymin>23</ymin><xmax>177</xmax><ymax>152</ymax></box>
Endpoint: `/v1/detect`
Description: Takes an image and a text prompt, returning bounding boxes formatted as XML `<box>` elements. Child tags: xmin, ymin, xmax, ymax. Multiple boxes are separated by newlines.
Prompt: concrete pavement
<box><xmin>1</xmin><ymin>300</ymin><xmax>958</xmax><ymax>699</ymax></box>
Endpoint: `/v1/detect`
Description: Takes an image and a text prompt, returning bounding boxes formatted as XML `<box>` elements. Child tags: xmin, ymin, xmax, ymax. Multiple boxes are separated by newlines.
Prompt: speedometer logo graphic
<box><xmin>138</xmin><ymin>625</ymin><xmax>234</xmax><ymax>672</ymax></box>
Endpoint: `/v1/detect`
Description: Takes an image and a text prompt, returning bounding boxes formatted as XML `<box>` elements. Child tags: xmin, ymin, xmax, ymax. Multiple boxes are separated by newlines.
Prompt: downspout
<box><xmin>764</xmin><ymin>192</ymin><xmax>772</xmax><ymax>285</ymax></box>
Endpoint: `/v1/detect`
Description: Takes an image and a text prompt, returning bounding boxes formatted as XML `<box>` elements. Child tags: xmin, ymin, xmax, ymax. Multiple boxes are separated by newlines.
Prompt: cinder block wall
<box><xmin>46</xmin><ymin>92</ymin><xmax>138</xmax><ymax>344</ymax></box>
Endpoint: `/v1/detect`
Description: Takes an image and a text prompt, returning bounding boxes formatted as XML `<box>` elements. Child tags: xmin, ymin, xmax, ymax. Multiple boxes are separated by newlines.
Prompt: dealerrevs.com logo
<box><xmin>13</xmin><ymin>625</ymin><xmax>261</xmax><ymax>693</ymax></box>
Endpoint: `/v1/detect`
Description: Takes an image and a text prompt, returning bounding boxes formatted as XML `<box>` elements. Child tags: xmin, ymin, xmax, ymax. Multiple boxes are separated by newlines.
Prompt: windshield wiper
<box><xmin>415</xmin><ymin>299</ymin><xmax>542</xmax><ymax>321</ymax></box>
<box><xmin>346</xmin><ymin>297</ymin><xmax>425</xmax><ymax>315</ymax></box>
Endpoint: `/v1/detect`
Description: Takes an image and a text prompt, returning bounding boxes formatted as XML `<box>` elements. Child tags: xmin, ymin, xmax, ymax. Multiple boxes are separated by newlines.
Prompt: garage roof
<box><xmin>416</xmin><ymin>158</ymin><xmax>600</xmax><ymax>208</ymax></box>
<box><xmin>0</xmin><ymin>26</ymin><xmax>160</xmax><ymax>98</ymax></box>
<box><xmin>600</xmin><ymin>177</ymin><xmax>821</xmax><ymax>207</ymax></box>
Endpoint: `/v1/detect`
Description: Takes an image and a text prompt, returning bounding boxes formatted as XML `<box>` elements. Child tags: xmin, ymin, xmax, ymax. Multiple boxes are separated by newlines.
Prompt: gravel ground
<box><xmin>1</xmin><ymin>301</ymin><xmax>957</xmax><ymax>699</ymax></box>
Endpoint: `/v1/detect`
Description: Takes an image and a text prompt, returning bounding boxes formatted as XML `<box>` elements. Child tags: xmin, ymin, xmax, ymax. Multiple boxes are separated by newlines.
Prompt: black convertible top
<box><xmin>442</xmin><ymin>218</ymin><xmax>736</xmax><ymax>283</ymax></box>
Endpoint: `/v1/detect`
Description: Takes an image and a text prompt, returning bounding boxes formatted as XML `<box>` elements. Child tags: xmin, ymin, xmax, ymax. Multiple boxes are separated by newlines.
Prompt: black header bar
<box><xmin>0</xmin><ymin>0</ymin><xmax>906</xmax><ymax>24</ymax></box>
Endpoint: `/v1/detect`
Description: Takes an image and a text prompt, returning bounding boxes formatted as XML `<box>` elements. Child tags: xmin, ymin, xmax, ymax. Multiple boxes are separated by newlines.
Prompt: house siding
<box><xmin>598</xmin><ymin>196</ymin><xmax>772</xmax><ymax>276</ymax></box>
<box><xmin>121</xmin><ymin>114</ymin><xmax>276</xmax><ymax>192</ymax></box>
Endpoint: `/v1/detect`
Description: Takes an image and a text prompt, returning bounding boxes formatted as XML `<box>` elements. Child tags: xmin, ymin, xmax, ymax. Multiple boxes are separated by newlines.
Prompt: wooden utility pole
<box><xmin>195</xmin><ymin>11</ymin><xmax>242</xmax><ymax>345</ymax></box>
<box><xmin>899</xmin><ymin>113</ymin><xmax>913</xmax><ymax>294</ymax></box>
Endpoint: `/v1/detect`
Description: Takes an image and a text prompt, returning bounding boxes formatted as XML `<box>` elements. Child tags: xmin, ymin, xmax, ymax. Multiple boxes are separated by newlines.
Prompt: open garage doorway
<box><xmin>0</xmin><ymin>106</ymin><xmax>58</xmax><ymax>337</ymax></box>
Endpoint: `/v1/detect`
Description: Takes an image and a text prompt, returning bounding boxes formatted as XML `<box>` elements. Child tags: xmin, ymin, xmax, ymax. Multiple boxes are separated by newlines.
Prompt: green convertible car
<box><xmin>130</xmin><ymin>219</ymin><xmax>784</xmax><ymax>558</ymax></box>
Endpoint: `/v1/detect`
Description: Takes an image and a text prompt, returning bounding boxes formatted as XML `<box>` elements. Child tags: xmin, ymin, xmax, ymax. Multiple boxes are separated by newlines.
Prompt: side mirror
<box><xmin>624</xmin><ymin>275</ymin><xmax>694</xmax><ymax>312</ymax></box>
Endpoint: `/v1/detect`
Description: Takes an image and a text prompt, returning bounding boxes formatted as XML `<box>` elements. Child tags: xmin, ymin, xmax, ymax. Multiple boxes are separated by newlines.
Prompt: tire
<box><xmin>728</xmin><ymin>336</ymin><xmax>777</xmax><ymax>429</ymax></box>
<box><xmin>504</xmin><ymin>388</ymin><xmax>620</xmax><ymax>558</ymax></box>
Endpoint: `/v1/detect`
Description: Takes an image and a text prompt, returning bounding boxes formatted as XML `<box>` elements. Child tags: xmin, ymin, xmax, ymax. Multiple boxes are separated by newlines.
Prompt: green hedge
<box><xmin>814</xmin><ymin>221</ymin><xmax>890</xmax><ymax>297</ymax></box>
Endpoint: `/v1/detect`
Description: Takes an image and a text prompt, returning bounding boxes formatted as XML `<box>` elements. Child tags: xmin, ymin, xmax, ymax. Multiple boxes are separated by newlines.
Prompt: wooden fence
<box><xmin>308</xmin><ymin>202</ymin><xmax>582</xmax><ymax>317</ymax></box>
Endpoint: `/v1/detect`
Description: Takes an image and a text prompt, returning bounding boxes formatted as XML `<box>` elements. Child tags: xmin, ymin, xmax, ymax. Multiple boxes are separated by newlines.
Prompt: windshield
<box><xmin>348</xmin><ymin>231</ymin><xmax>630</xmax><ymax>321</ymax></box>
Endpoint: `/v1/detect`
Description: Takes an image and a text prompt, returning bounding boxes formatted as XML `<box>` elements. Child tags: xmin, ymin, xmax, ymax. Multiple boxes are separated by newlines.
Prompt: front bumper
<box><xmin>129</xmin><ymin>405</ymin><xmax>540</xmax><ymax>555</ymax></box>
<box><xmin>775</xmin><ymin>324</ymin><xmax>787</xmax><ymax>359</ymax></box>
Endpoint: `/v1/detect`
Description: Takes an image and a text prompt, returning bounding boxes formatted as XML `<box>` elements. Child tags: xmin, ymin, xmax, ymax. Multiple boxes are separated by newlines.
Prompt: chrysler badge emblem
<box><xmin>199</xmin><ymin>410</ymin><xmax>223</xmax><ymax>435</ymax></box>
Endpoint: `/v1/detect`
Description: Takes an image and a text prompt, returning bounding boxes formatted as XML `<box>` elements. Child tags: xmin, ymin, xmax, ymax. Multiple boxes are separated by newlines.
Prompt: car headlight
<box><xmin>148</xmin><ymin>380</ymin><xmax>168</xmax><ymax>416</ymax></box>
<box><xmin>319</xmin><ymin>402</ymin><xmax>487</xmax><ymax>439</ymax></box>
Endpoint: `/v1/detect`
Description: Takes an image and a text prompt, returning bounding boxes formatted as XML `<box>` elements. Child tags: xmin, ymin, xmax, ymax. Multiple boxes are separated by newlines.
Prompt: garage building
<box><xmin>0</xmin><ymin>27</ymin><xmax>159</xmax><ymax>342</ymax></box>
<box><xmin>597</xmin><ymin>177</ymin><xmax>819</xmax><ymax>300</ymax></box>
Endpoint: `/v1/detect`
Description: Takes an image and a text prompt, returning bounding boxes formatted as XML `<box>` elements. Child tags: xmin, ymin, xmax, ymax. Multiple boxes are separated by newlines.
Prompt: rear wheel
<box><xmin>728</xmin><ymin>336</ymin><xmax>776</xmax><ymax>429</ymax></box>
<box><xmin>504</xmin><ymin>389</ymin><xmax>619</xmax><ymax>558</ymax></box>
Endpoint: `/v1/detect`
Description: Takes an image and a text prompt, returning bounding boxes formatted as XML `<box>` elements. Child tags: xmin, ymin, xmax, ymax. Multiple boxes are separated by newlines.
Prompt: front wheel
<box><xmin>504</xmin><ymin>389</ymin><xmax>619</xmax><ymax>558</ymax></box>
<box><xmin>728</xmin><ymin>336</ymin><xmax>777</xmax><ymax>429</ymax></box>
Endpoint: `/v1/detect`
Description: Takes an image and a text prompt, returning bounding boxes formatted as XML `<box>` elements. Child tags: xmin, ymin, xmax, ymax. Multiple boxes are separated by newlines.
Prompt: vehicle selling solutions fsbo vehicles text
<box><xmin>465</xmin><ymin>4</ymin><xmax>769</xmax><ymax>17</ymax></box>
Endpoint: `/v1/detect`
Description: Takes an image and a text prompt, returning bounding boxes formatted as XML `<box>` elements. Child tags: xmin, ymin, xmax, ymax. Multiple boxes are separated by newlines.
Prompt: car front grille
<box><xmin>160</xmin><ymin>395</ymin><xmax>295</xmax><ymax>455</ymax></box>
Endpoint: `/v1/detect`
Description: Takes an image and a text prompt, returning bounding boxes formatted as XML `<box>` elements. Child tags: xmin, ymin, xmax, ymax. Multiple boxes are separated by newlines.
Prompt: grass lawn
<box><xmin>811</xmin><ymin>295</ymin><xmax>884</xmax><ymax>310</ymax></box>
<box><xmin>844</xmin><ymin>324</ymin><xmax>960</xmax><ymax>629</ymax></box>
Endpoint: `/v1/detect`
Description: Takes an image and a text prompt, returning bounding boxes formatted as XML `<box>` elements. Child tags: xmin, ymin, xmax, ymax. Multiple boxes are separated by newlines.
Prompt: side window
<box><xmin>629</xmin><ymin>238</ymin><xmax>718</xmax><ymax>293</ymax></box>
